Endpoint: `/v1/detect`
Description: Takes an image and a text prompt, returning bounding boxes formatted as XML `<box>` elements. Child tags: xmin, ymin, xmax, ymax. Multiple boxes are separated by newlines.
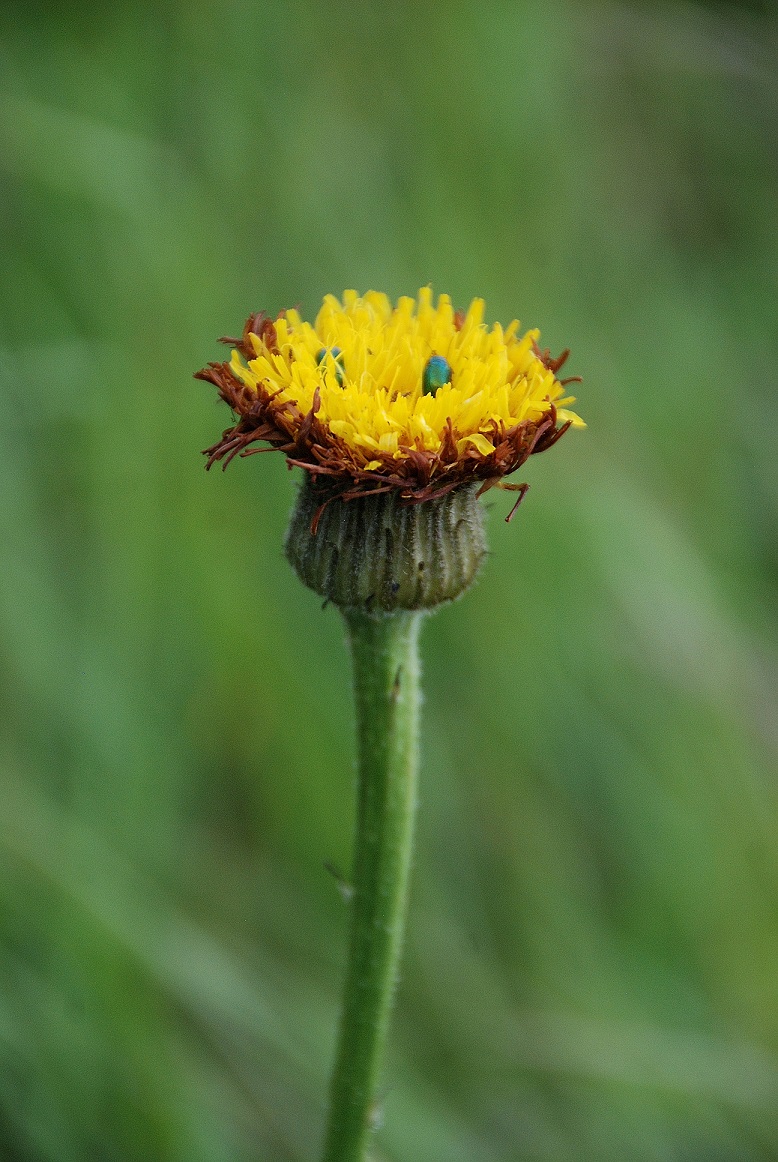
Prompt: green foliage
<box><xmin>1</xmin><ymin>1</ymin><xmax>777</xmax><ymax>1157</ymax></box>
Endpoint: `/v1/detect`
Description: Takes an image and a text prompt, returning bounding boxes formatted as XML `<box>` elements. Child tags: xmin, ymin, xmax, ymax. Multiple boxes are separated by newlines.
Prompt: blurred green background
<box><xmin>1</xmin><ymin>1</ymin><xmax>777</xmax><ymax>1158</ymax></box>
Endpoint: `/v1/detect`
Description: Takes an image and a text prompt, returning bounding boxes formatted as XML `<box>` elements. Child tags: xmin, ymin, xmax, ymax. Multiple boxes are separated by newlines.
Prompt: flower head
<box><xmin>196</xmin><ymin>289</ymin><xmax>583</xmax><ymax>518</ymax></box>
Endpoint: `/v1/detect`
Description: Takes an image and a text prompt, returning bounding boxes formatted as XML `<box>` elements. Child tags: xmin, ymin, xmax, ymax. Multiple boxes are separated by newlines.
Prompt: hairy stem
<box><xmin>322</xmin><ymin>610</ymin><xmax>422</xmax><ymax>1162</ymax></box>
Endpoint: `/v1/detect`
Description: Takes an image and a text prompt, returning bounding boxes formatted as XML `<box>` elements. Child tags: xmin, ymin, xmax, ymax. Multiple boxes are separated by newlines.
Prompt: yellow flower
<box><xmin>196</xmin><ymin>289</ymin><xmax>583</xmax><ymax>515</ymax></box>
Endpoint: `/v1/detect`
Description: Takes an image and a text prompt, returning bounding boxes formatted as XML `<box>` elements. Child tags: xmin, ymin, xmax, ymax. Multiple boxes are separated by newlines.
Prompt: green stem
<box><xmin>322</xmin><ymin>609</ymin><xmax>422</xmax><ymax>1162</ymax></box>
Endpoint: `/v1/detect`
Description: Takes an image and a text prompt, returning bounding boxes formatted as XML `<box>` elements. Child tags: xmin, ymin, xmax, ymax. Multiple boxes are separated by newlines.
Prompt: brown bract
<box><xmin>195</xmin><ymin>315</ymin><xmax>576</xmax><ymax>522</ymax></box>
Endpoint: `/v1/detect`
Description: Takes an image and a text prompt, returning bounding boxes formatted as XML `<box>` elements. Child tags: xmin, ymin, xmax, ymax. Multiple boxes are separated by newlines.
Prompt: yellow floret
<box><xmin>229</xmin><ymin>289</ymin><xmax>584</xmax><ymax>467</ymax></box>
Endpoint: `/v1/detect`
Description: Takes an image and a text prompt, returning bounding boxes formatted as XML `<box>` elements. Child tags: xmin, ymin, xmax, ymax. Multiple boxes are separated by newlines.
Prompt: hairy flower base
<box><xmin>195</xmin><ymin>291</ymin><xmax>582</xmax><ymax>512</ymax></box>
<box><xmin>286</xmin><ymin>478</ymin><xmax>487</xmax><ymax>612</ymax></box>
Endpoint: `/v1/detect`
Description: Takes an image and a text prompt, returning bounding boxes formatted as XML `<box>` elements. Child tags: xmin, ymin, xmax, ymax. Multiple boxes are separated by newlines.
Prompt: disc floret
<box><xmin>195</xmin><ymin>288</ymin><xmax>583</xmax><ymax>514</ymax></box>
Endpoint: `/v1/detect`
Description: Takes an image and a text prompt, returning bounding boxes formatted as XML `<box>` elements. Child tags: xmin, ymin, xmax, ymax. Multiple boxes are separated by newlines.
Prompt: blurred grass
<box><xmin>1</xmin><ymin>0</ymin><xmax>778</xmax><ymax>1158</ymax></box>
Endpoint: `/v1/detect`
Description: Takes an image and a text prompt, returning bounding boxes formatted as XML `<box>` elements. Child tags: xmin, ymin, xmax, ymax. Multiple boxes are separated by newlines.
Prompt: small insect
<box><xmin>422</xmin><ymin>354</ymin><xmax>451</xmax><ymax>395</ymax></box>
<box><xmin>316</xmin><ymin>346</ymin><xmax>345</xmax><ymax>386</ymax></box>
